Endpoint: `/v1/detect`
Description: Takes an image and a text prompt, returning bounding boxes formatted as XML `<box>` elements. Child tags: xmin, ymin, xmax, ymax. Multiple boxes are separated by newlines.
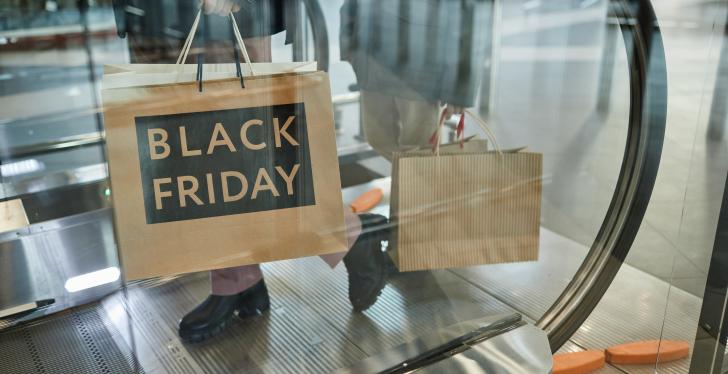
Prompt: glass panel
<box><xmin>0</xmin><ymin>0</ymin><xmax>724</xmax><ymax>373</ymax></box>
<box><xmin>653</xmin><ymin>2</ymin><xmax>728</xmax><ymax>372</ymax></box>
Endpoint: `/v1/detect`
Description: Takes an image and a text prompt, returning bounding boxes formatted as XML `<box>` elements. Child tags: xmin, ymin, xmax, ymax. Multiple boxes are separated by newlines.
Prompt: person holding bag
<box><xmin>339</xmin><ymin>0</ymin><xmax>490</xmax><ymax>158</ymax></box>
<box><xmin>339</xmin><ymin>0</ymin><xmax>542</xmax><ymax>273</ymax></box>
<box><xmin>112</xmin><ymin>0</ymin><xmax>390</xmax><ymax>343</ymax></box>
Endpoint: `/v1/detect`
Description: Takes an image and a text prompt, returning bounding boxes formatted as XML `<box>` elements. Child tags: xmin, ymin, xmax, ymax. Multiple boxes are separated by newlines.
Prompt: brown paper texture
<box><xmin>390</xmin><ymin>148</ymin><xmax>542</xmax><ymax>271</ymax></box>
<box><xmin>102</xmin><ymin>71</ymin><xmax>347</xmax><ymax>280</ymax></box>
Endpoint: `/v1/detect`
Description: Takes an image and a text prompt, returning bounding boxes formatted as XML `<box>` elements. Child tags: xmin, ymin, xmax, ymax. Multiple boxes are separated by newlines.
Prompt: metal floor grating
<box><xmin>0</xmin><ymin>227</ymin><xmax>702</xmax><ymax>373</ymax></box>
<box><xmin>0</xmin><ymin>307</ymin><xmax>141</xmax><ymax>374</ymax></box>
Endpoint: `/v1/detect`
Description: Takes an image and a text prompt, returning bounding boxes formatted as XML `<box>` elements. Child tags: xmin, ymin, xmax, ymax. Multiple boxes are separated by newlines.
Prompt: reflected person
<box><xmin>340</xmin><ymin>0</ymin><xmax>490</xmax><ymax>158</ymax></box>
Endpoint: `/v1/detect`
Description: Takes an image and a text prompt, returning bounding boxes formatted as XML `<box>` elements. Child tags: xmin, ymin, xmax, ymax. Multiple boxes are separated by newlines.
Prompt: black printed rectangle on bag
<box><xmin>134</xmin><ymin>103</ymin><xmax>315</xmax><ymax>224</ymax></box>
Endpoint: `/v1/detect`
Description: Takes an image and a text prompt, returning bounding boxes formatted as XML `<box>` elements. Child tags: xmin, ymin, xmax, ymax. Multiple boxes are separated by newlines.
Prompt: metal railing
<box><xmin>537</xmin><ymin>0</ymin><xmax>667</xmax><ymax>351</ymax></box>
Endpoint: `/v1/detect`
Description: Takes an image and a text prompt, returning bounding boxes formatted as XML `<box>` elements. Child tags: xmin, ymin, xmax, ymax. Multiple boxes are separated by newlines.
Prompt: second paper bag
<box><xmin>389</xmin><ymin>128</ymin><xmax>542</xmax><ymax>271</ymax></box>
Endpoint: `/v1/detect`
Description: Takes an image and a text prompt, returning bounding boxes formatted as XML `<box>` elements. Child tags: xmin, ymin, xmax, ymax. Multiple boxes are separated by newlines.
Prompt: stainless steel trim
<box><xmin>6</xmin><ymin>131</ymin><xmax>105</xmax><ymax>160</ymax></box>
<box><xmin>336</xmin><ymin>314</ymin><xmax>529</xmax><ymax>373</ymax></box>
<box><xmin>0</xmin><ymin>208</ymin><xmax>121</xmax><ymax>321</ymax></box>
<box><xmin>536</xmin><ymin>0</ymin><xmax>667</xmax><ymax>350</ymax></box>
<box><xmin>0</xmin><ymin>179</ymin><xmax>111</xmax><ymax>234</ymax></box>
<box><xmin>0</xmin><ymin>163</ymin><xmax>108</xmax><ymax>201</ymax></box>
<box><xmin>419</xmin><ymin>324</ymin><xmax>552</xmax><ymax>374</ymax></box>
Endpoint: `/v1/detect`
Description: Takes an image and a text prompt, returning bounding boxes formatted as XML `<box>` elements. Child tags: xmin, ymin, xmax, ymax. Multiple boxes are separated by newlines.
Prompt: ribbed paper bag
<box><xmin>389</xmin><ymin>112</ymin><xmax>542</xmax><ymax>271</ymax></box>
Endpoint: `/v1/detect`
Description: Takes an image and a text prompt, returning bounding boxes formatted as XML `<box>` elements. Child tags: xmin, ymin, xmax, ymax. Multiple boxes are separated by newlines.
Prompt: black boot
<box><xmin>236</xmin><ymin>280</ymin><xmax>270</xmax><ymax>318</ymax></box>
<box><xmin>344</xmin><ymin>214</ymin><xmax>389</xmax><ymax>311</ymax></box>
<box><xmin>178</xmin><ymin>280</ymin><xmax>270</xmax><ymax>342</ymax></box>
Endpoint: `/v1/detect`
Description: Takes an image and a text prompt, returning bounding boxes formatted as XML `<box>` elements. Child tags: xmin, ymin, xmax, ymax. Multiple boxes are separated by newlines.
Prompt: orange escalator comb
<box><xmin>605</xmin><ymin>340</ymin><xmax>689</xmax><ymax>365</ymax></box>
<box><xmin>553</xmin><ymin>350</ymin><xmax>605</xmax><ymax>374</ymax></box>
<box><xmin>349</xmin><ymin>188</ymin><xmax>384</xmax><ymax>213</ymax></box>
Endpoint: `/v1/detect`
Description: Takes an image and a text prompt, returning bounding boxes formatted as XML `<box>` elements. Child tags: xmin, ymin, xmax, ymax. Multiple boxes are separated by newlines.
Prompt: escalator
<box><xmin>1</xmin><ymin>0</ymin><xmax>710</xmax><ymax>372</ymax></box>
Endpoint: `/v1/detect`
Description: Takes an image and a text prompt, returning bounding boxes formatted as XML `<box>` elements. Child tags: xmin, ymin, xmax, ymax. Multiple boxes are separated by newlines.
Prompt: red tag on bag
<box><xmin>429</xmin><ymin>109</ymin><xmax>449</xmax><ymax>151</ymax></box>
<box><xmin>429</xmin><ymin>130</ymin><xmax>439</xmax><ymax>146</ymax></box>
<box><xmin>456</xmin><ymin>113</ymin><xmax>465</xmax><ymax>148</ymax></box>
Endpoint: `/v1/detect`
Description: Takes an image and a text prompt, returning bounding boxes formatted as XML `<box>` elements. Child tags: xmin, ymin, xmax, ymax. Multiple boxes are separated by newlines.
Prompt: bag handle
<box><xmin>229</xmin><ymin>13</ymin><xmax>254</xmax><ymax>74</ymax></box>
<box><xmin>430</xmin><ymin>108</ymin><xmax>503</xmax><ymax>156</ymax></box>
<box><xmin>175</xmin><ymin>9</ymin><xmax>256</xmax><ymax>77</ymax></box>
<box><xmin>176</xmin><ymin>10</ymin><xmax>201</xmax><ymax>65</ymax></box>
<box><xmin>464</xmin><ymin>109</ymin><xmax>502</xmax><ymax>154</ymax></box>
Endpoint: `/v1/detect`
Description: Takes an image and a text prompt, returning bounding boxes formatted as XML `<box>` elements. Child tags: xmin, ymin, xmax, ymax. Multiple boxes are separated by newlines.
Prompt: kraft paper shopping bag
<box><xmin>389</xmin><ymin>110</ymin><xmax>542</xmax><ymax>271</ymax></box>
<box><xmin>101</xmin><ymin>11</ymin><xmax>346</xmax><ymax>280</ymax></box>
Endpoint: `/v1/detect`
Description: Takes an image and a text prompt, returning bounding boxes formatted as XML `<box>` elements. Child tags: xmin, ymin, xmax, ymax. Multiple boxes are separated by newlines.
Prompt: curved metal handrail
<box><xmin>536</xmin><ymin>0</ymin><xmax>667</xmax><ymax>350</ymax></box>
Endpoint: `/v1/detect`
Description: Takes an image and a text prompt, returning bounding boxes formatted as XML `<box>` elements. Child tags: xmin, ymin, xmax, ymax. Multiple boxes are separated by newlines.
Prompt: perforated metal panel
<box><xmin>0</xmin><ymin>307</ymin><xmax>141</xmax><ymax>374</ymax></box>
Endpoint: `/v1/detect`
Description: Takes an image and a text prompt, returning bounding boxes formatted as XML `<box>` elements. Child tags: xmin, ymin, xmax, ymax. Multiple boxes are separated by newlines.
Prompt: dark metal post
<box><xmin>478</xmin><ymin>0</ymin><xmax>496</xmax><ymax>115</ymax></box>
<box><xmin>690</xmin><ymin>170</ymin><xmax>728</xmax><ymax>372</ymax></box>
<box><xmin>292</xmin><ymin>0</ymin><xmax>305</xmax><ymax>62</ymax></box>
<box><xmin>597</xmin><ymin>4</ymin><xmax>619</xmax><ymax>114</ymax></box>
<box><xmin>707</xmin><ymin>15</ymin><xmax>728</xmax><ymax>141</ymax></box>
<box><xmin>77</xmin><ymin>0</ymin><xmax>104</xmax><ymax>137</ymax></box>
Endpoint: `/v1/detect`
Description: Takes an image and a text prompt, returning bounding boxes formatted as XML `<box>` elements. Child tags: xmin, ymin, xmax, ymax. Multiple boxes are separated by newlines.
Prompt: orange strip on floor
<box><xmin>553</xmin><ymin>350</ymin><xmax>605</xmax><ymax>374</ymax></box>
<box><xmin>605</xmin><ymin>340</ymin><xmax>689</xmax><ymax>365</ymax></box>
<box><xmin>349</xmin><ymin>188</ymin><xmax>384</xmax><ymax>213</ymax></box>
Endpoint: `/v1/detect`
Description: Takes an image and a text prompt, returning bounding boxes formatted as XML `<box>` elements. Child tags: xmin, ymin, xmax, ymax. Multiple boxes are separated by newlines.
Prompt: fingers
<box><xmin>221</xmin><ymin>1</ymin><xmax>233</xmax><ymax>15</ymax></box>
<box><xmin>442</xmin><ymin>104</ymin><xmax>465</xmax><ymax>120</ymax></box>
<box><xmin>201</xmin><ymin>0</ymin><xmax>215</xmax><ymax>14</ymax></box>
<box><xmin>201</xmin><ymin>0</ymin><xmax>238</xmax><ymax>16</ymax></box>
<box><xmin>212</xmin><ymin>0</ymin><xmax>225</xmax><ymax>15</ymax></box>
